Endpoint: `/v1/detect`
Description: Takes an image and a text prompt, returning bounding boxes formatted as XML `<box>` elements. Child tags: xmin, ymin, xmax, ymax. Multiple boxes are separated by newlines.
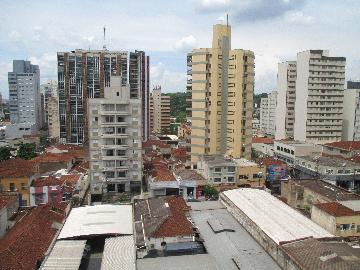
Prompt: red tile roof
<box><xmin>31</xmin><ymin>153</ymin><xmax>75</xmax><ymax>164</ymax></box>
<box><xmin>143</xmin><ymin>139</ymin><xmax>169</xmax><ymax>149</ymax></box>
<box><xmin>171</xmin><ymin>147</ymin><xmax>189</xmax><ymax>159</ymax></box>
<box><xmin>324</xmin><ymin>141</ymin><xmax>360</xmax><ymax>151</ymax></box>
<box><xmin>32</xmin><ymin>176</ymin><xmax>64</xmax><ymax>187</ymax></box>
<box><xmin>71</xmin><ymin>161</ymin><xmax>89</xmax><ymax>173</ymax></box>
<box><xmin>152</xmin><ymin>197</ymin><xmax>193</xmax><ymax>238</ymax></box>
<box><xmin>314</xmin><ymin>202</ymin><xmax>359</xmax><ymax>217</ymax></box>
<box><xmin>47</xmin><ymin>144</ymin><xmax>84</xmax><ymax>151</ymax></box>
<box><xmin>0</xmin><ymin>194</ymin><xmax>17</xmax><ymax>209</ymax></box>
<box><xmin>151</xmin><ymin>168</ymin><xmax>176</xmax><ymax>182</ymax></box>
<box><xmin>0</xmin><ymin>203</ymin><xmax>67</xmax><ymax>270</ymax></box>
<box><xmin>252</xmin><ymin>137</ymin><xmax>274</xmax><ymax>144</ymax></box>
<box><xmin>257</xmin><ymin>157</ymin><xmax>287</xmax><ymax>167</ymax></box>
<box><xmin>0</xmin><ymin>158</ymin><xmax>36</xmax><ymax>178</ymax></box>
<box><xmin>60</xmin><ymin>174</ymin><xmax>82</xmax><ymax>186</ymax></box>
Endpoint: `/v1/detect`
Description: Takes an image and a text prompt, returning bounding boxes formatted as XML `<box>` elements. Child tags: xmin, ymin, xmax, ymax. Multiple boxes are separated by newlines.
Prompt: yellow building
<box><xmin>234</xmin><ymin>158</ymin><xmax>266</xmax><ymax>187</ymax></box>
<box><xmin>150</xmin><ymin>86</ymin><xmax>171</xmax><ymax>134</ymax></box>
<box><xmin>0</xmin><ymin>158</ymin><xmax>37</xmax><ymax>206</ymax></box>
<box><xmin>187</xmin><ymin>23</ymin><xmax>255</xmax><ymax>167</ymax></box>
<box><xmin>311</xmin><ymin>202</ymin><xmax>360</xmax><ymax>237</ymax></box>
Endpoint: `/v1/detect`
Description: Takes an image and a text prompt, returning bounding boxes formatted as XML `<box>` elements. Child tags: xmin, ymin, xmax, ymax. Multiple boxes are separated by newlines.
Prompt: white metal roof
<box><xmin>222</xmin><ymin>189</ymin><xmax>333</xmax><ymax>244</ymax></box>
<box><xmin>58</xmin><ymin>204</ymin><xmax>133</xmax><ymax>239</ymax></box>
<box><xmin>101</xmin><ymin>236</ymin><xmax>135</xmax><ymax>270</ymax></box>
<box><xmin>41</xmin><ymin>240</ymin><xmax>86</xmax><ymax>270</ymax></box>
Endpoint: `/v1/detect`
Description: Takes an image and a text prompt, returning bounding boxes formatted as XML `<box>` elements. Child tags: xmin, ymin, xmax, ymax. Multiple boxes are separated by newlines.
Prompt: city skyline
<box><xmin>0</xmin><ymin>0</ymin><xmax>360</xmax><ymax>99</ymax></box>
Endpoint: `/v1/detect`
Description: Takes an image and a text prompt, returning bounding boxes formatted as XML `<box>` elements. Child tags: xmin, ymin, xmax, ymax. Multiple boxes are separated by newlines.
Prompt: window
<box><xmin>107</xmin><ymin>184</ymin><xmax>115</xmax><ymax>192</ymax></box>
<box><xmin>117</xmin><ymin>150</ymin><xmax>126</xmax><ymax>156</ymax></box>
<box><xmin>326</xmin><ymin>169</ymin><xmax>334</xmax><ymax>174</ymax></box>
<box><xmin>117</xmin><ymin>127</ymin><xmax>126</xmax><ymax>134</ymax></box>
<box><xmin>35</xmin><ymin>193</ymin><xmax>44</xmax><ymax>205</ymax></box>
<box><xmin>228</xmin><ymin>167</ymin><xmax>235</xmax><ymax>172</ymax></box>
<box><xmin>118</xmin><ymin>171</ymin><xmax>126</xmax><ymax>177</ymax></box>
<box><xmin>344</xmin><ymin>170</ymin><xmax>351</xmax><ymax>174</ymax></box>
<box><xmin>228</xmin><ymin>176</ymin><xmax>235</xmax><ymax>182</ymax></box>
<box><xmin>105</xmin><ymin>116</ymin><xmax>114</xmax><ymax>123</ymax></box>
<box><xmin>338</xmin><ymin>224</ymin><xmax>350</xmax><ymax>231</ymax></box>
<box><xmin>214</xmin><ymin>167</ymin><xmax>221</xmax><ymax>172</ymax></box>
<box><xmin>21</xmin><ymin>183</ymin><xmax>27</xmax><ymax>190</ymax></box>
<box><xmin>214</xmin><ymin>177</ymin><xmax>221</xmax><ymax>183</ymax></box>
<box><xmin>9</xmin><ymin>183</ymin><xmax>15</xmax><ymax>191</ymax></box>
<box><xmin>338</xmin><ymin>170</ymin><xmax>344</xmax><ymax>174</ymax></box>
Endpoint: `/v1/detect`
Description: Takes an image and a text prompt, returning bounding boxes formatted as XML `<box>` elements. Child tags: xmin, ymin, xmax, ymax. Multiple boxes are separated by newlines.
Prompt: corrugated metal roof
<box><xmin>41</xmin><ymin>240</ymin><xmax>86</xmax><ymax>270</ymax></box>
<box><xmin>101</xmin><ymin>236</ymin><xmax>135</xmax><ymax>270</ymax></box>
<box><xmin>222</xmin><ymin>189</ymin><xmax>333</xmax><ymax>244</ymax></box>
<box><xmin>58</xmin><ymin>205</ymin><xmax>133</xmax><ymax>239</ymax></box>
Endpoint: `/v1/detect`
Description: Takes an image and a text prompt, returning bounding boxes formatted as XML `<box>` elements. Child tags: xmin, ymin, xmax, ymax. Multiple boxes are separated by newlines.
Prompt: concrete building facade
<box><xmin>8</xmin><ymin>60</ymin><xmax>41</xmax><ymax>131</ymax></box>
<box><xmin>58</xmin><ymin>50</ymin><xmax>149</xmax><ymax>145</ymax></box>
<box><xmin>260</xmin><ymin>91</ymin><xmax>277</xmax><ymax>135</ymax></box>
<box><xmin>150</xmin><ymin>86</ymin><xmax>170</xmax><ymax>134</ymax></box>
<box><xmin>47</xmin><ymin>96</ymin><xmax>60</xmax><ymax>140</ymax></box>
<box><xmin>187</xmin><ymin>24</ymin><xmax>255</xmax><ymax>166</ymax></box>
<box><xmin>275</xmin><ymin>61</ymin><xmax>296</xmax><ymax>140</ymax></box>
<box><xmin>342</xmin><ymin>81</ymin><xmax>360</xmax><ymax>141</ymax></box>
<box><xmin>294</xmin><ymin>50</ymin><xmax>346</xmax><ymax>143</ymax></box>
<box><xmin>88</xmin><ymin>76</ymin><xmax>142</xmax><ymax>196</ymax></box>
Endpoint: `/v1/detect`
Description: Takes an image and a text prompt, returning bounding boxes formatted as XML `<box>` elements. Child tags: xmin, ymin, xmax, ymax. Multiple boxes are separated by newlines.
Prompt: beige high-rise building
<box><xmin>275</xmin><ymin>61</ymin><xmax>297</xmax><ymax>140</ymax></box>
<box><xmin>187</xmin><ymin>23</ymin><xmax>255</xmax><ymax>167</ymax></box>
<box><xmin>150</xmin><ymin>86</ymin><xmax>170</xmax><ymax>134</ymax></box>
<box><xmin>47</xmin><ymin>96</ymin><xmax>60</xmax><ymax>139</ymax></box>
<box><xmin>294</xmin><ymin>50</ymin><xmax>346</xmax><ymax>144</ymax></box>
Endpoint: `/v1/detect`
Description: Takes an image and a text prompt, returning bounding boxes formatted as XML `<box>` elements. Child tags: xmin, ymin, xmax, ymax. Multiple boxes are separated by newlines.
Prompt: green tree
<box><xmin>17</xmin><ymin>143</ymin><xmax>36</xmax><ymax>160</ymax></box>
<box><xmin>0</xmin><ymin>147</ymin><xmax>12</xmax><ymax>161</ymax></box>
<box><xmin>163</xmin><ymin>92</ymin><xmax>188</xmax><ymax>118</ymax></box>
<box><xmin>203</xmin><ymin>184</ymin><xmax>218</xmax><ymax>199</ymax></box>
<box><xmin>176</xmin><ymin>111</ymin><xmax>187</xmax><ymax>123</ymax></box>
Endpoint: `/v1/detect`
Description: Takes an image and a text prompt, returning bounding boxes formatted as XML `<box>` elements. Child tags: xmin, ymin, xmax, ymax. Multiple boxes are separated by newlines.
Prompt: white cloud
<box><xmin>29</xmin><ymin>53</ymin><xmax>57</xmax><ymax>81</ymax></box>
<box><xmin>0</xmin><ymin>61</ymin><xmax>12</xmax><ymax>99</ymax></box>
<box><xmin>8</xmin><ymin>30</ymin><xmax>21</xmax><ymax>41</ymax></box>
<box><xmin>150</xmin><ymin>62</ymin><xmax>186</xmax><ymax>92</ymax></box>
<box><xmin>284</xmin><ymin>11</ymin><xmax>314</xmax><ymax>25</ymax></box>
<box><xmin>174</xmin><ymin>35</ymin><xmax>198</xmax><ymax>52</ymax></box>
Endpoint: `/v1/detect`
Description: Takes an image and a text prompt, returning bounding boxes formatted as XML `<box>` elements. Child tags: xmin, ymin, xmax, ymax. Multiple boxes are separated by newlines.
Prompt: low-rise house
<box><xmin>274</xmin><ymin>140</ymin><xmax>322</xmax><ymax>164</ymax></box>
<box><xmin>234</xmin><ymin>158</ymin><xmax>266</xmax><ymax>187</ymax></box>
<box><xmin>0</xmin><ymin>158</ymin><xmax>38</xmax><ymax>206</ymax></box>
<box><xmin>148</xmin><ymin>163</ymin><xmax>178</xmax><ymax>197</ymax></box>
<box><xmin>177</xmin><ymin>123</ymin><xmax>191</xmax><ymax>142</ymax></box>
<box><xmin>294</xmin><ymin>155</ymin><xmax>360</xmax><ymax>190</ymax></box>
<box><xmin>197</xmin><ymin>155</ymin><xmax>237</xmax><ymax>188</ymax></box>
<box><xmin>322</xmin><ymin>141</ymin><xmax>360</xmax><ymax>159</ymax></box>
<box><xmin>31</xmin><ymin>152</ymin><xmax>76</xmax><ymax>174</ymax></box>
<box><xmin>143</xmin><ymin>139</ymin><xmax>171</xmax><ymax>155</ymax></box>
<box><xmin>45</xmin><ymin>144</ymin><xmax>87</xmax><ymax>161</ymax></box>
<box><xmin>311</xmin><ymin>202</ymin><xmax>360</xmax><ymax>237</ymax></box>
<box><xmin>0</xmin><ymin>194</ymin><xmax>19</xmax><ymax>238</ymax></box>
<box><xmin>134</xmin><ymin>196</ymin><xmax>195</xmax><ymax>258</ymax></box>
<box><xmin>281</xmin><ymin>179</ymin><xmax>360</xmax><ymax>210</ymax></box>
<box><xmin>30</xmin><ymin>174</ymin><xmax>83</xmax><ymax>206</ymax></box>
<box><xmin>252</xmin><ymin>137</ymin><xmax>274</xmax><ymax>156</ymax></box>
<box><xmin>0</xmin><ymin>202</ymin><xmax>68</xmax><ymax>270</ymax></box>
<box><xmin>175</xmin><ymin>169</ymin><xmax>207</xmax><ymax>200</ymax></box>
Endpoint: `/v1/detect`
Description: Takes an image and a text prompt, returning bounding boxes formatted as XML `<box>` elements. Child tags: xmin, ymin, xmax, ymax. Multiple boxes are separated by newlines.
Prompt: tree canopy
<box><xmin>0</xmin><ymin>147</ymin><xmax>12</xmax><ymax>161</ymax></box>
<box><xmin>163</xmin><ymin>92</ymin><xmax>188</xmax><ymax>121</ymax></box>
<box><xmin>17</xmin><ymin>143</ymin><xmax>36</xmax><ymax>160</ymax></box>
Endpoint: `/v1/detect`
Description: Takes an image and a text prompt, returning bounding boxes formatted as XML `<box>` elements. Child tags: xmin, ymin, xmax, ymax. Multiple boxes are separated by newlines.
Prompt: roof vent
<box><xmin>319</xmin><ymin>253</ymin><xmax>338</xmax><ymax>262</ymax></box>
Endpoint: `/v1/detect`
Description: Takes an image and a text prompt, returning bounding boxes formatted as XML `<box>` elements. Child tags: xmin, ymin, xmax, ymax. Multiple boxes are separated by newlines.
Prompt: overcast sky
<box><xmin>0</xmin><ymin>0</ymin><xmax>359</xmax><ymax>98</ymax></box>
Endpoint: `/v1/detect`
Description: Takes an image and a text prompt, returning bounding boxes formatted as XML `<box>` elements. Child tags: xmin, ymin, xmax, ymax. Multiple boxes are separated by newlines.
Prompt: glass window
<box><xmin>214</xmin><ymin>177</ymin><xmax>221</xmax><ymax>182</ymax></box>
<box><xmin>228</xmin><ymin>176</ymin><xmax>235</xmax><ymax>182</ymax></box>
<box><xmin>228</xmin><ymin>167</ymin><xmax>235</xmax><ymax>172</ymax></box>
<box><xmin>214</xmin><ymin>167</ymin><xmax>221</xmax><ymax>172</ymax></box>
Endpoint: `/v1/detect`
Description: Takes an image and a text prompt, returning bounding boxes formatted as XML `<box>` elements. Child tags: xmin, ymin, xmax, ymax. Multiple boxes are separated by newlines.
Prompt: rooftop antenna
<box><xmin>226</xmin><ymin>13</ymin><xmax>229</xmax><ymax>26</ymax></box>
<box><xmin>103</xmin><ymin>26</ymin><xmax>107</xmax><ymax>50</ymax></box>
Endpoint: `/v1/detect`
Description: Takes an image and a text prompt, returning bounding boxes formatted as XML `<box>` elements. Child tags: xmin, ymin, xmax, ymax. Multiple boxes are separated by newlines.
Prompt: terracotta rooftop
<box><xmin>0</xmin><ymin>194</ymin><xmax>17</xmax><ymax>209</ymax></box>
<box><xmin>143</xmin><ymin>139</ymin><xmax>169</xmax><ymax>149</ymax></box>
<box><xmin>324</xmin><ymin>141</ymin><xmax>360</xmax><ymax>151</ymax></box>
<box><xmin>171</xmin><ymin>147</ymin><xmax>189</xmax><ymax>159</ymax></box>
<box><xmin>0</xmin><ymin>203</ymin><xmax>67</xmax><ymax>270</ymax></box>
<box><xmin>60</xmin><ymin>174</ymin><xmax>82</xmax><ymax>186</ymax></box>
<box><xmin>70</xmin><ymin>161</ymin><xmax>89</xmax><ymax>173</ymax></box>
<box><xmin>32</xmin><ymin>176</ymin><xmax>64</xmax><ymax>187</ymax></box>
<box><xmin>257</xmin><ymin>157</ymin><xmax>287</xmax><ymax>167</ymax></box>
<box><xmin>134</xmin><ymin>196</ymin><xmax>193</xmax><ymax>244</ymax></box>
<box><xmin>47</xmin><ymin>144</ymin><xmax>84</xmax><ymax>151</ymax></box>
<box><xmin>151</xmin><ymin>167</ymin><xmax>176</xmax><ymax>182</ymax></box>
<box><xmin>31</xmin><ymin>152</ymin><xmax>75</xmax><ymax>164</ymax></box>
<box><xmin>252</xmin><ymin>137</ymin><xmax>274</xmax><ymax>144</ymax></box>
<box><xmin>314</xmin><ymin>202</ymin><xmax>359</xmax><ymax>217</ymax></box>
<box><xmin>0</xmin><ymin>158</ymin><xmax>36</xmax><ymax>178</ymax></box>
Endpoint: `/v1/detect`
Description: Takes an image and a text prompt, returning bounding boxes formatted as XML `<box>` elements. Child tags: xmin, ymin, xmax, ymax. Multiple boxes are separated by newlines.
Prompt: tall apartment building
<box><xmin>294</xmin><ymin>50</ymin><xmax>346</xmax><ymax>143</ymax></box>
<box><xmin>150</xmin><ymin>86</ymin><xmax>170</xmax><ymax>134</ymax></box>
<box><xmin>275</xmin><ymin>61</ymin><xmax>297</xmax><ymax>140</ymax></box>
<box><xmin>40</xmin><ymin>80</ymin><xmax>58</xmax><ymax>125</ymax></box>
<box><xmin>88</xmin><ymin>76</ymin><xmax>142</xmax><ymax>195</ymax></box>
<box><xmin>187</xmin><ymin>23</ymin><xmax>255</xmax><ymax>166</ymax></box>
<box><xmin>57</xmin><ymin>49</ymin><xmax>149</xmax><ymax>145</ymax></box>
<box><xmin>8</xmin><ymin>60</ymin><xmax>41</xmax><ymax>129</ymax></box>
<box><xmin>47</xmin><ymin>96</ymin><xmax>60</xmax><ymax>139</ymax></box>
<box><xmin>260</xmin><ymin>91</ymin><xmax>277</xmax><ymax>135</ymax></box>
<box><xmin>342</xmin><ymin>81</ymin><xmax>360</xmax><ymax>141</ymax></box>
<box><xmin>0</xmin><ymin>93</ymin><xmax>3</xmax><ymax>118</ymax></box>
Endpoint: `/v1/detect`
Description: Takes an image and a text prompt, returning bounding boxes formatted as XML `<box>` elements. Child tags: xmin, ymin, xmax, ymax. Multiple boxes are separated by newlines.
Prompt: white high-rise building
<box><xmin>294</xmin><ymin>50</ymin><xmax>345</xmax><ymax>143</ymax></box>
<box><xmin>275</xmin><ymin>61</ymin><xmax>296</xmax><ymax>140</ymax></box>
<box><xmin>88</xmin><ymin>75</ymin><xmax>142</xmax><ymax>196</ymax></box>
<box><xmin>8</xmin><ymin>60</ymin><xmax>41</xmax><ymax>130</ymax></box>
<box><xmin>342</xmin><ymin>81</ymin><xmax>360</xmax><ymax>141</ymax></box>
<box><xmin>260</xmin><ymin>91</ymin><xmax>277</xmax><ymax>135</ymax></box>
